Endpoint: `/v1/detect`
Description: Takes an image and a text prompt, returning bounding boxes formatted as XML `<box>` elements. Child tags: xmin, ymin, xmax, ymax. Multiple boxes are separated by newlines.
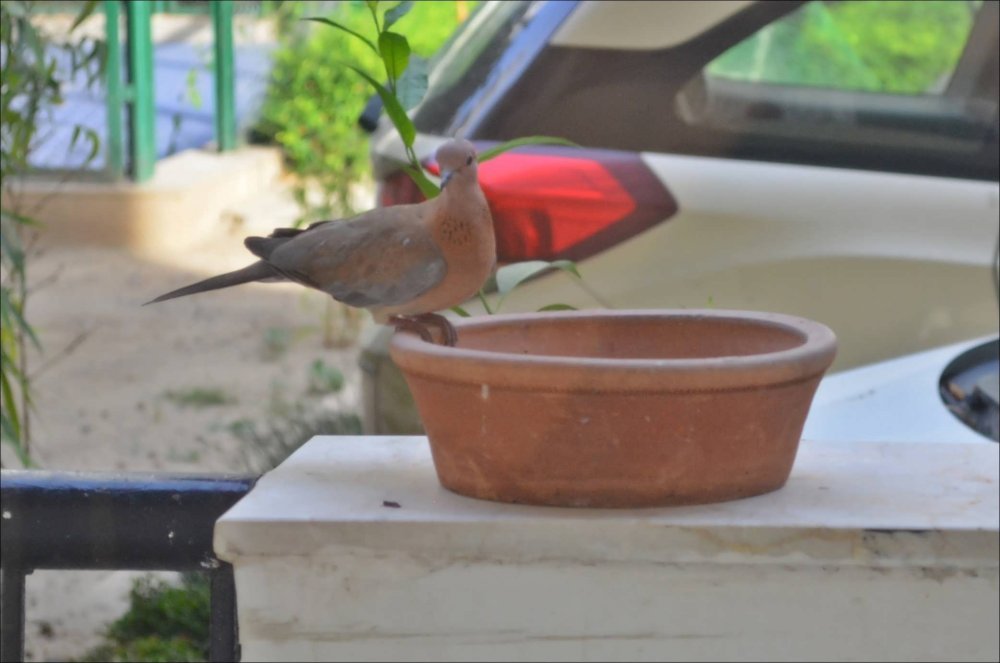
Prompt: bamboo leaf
<box><xmin>82</xmin><ymin>127</ymin><xmax>100</xmax><ymax>164</ymax></box>
<box><xmin>69</xmin><ymin>126</ymin><xmax>99</xmax><ymax>164</ymax></box>
<box><xmin>22</xmin><ymin>19</ymin><xmax>46</xmax><ymax>68</ymax></box>
<box><xmin>537</xmin><ymin>303</ymin><xmax>577</xmax><ymax>312</ymax></box>
<box><xmin>305</xmin><ymin>17</ymin><xmax>378</xmax><ymax>54</ymax></box>
<box><xmin>70</xmin><ymin>0</ymin><xmax>100</xmax><ymax>33</ymax></box>
<box><xmin>478</xmin><ymin>136</ymin><xmax>580</xmax><ymax>163</ymax></box>
<box><xmin>0</xmin><ymin>343</ymin><xmax>22</xmax><ymax>381</ymax></box>
<box><xmin>0</xmin><ymin>208</ymin><xmax>41</xmax><ymax>227</ymax></box>
<box><xmin>0</xmin><ymin>287</ymin><xmax>40</xmax><ymax>349</ymax></box>
<box><xmin>1</xmin><ymin>411</ymin><xmax>18</xmax><ymax>445</ymax></box>
<box><xmin>450</xmin><ymin>305</ymin><xmax>470</xmax><ymax>318</ymax></box>
<box><xmin>0</xmin><ymin>224</ymin><xmax>26</xmax><ymax>273</ymax></box>
<box><xmin>0</xmin><ymin>368</ymin><xmax>22</xmax><ymax>443</ymax></box>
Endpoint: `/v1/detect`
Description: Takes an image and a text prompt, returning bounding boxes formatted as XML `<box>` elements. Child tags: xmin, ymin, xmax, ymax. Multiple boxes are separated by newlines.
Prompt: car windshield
<box><xmin>413</xmin><ymin>0</ymin><xmax>533</xmax><ymax>134</ymax></box>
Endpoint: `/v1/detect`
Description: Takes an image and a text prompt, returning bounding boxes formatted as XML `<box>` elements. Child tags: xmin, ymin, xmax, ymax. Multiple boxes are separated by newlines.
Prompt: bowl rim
<box><xmin>389</xmin><ymin>308</ymin><xmax>838</xmax><ymax>392</ymax></box>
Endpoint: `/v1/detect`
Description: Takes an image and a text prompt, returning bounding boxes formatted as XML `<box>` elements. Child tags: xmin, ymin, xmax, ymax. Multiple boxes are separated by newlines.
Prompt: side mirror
<box><xmin>358</xmin><ymin>94</ymin><xmax>384</xmax><ymax>133</ymax></box>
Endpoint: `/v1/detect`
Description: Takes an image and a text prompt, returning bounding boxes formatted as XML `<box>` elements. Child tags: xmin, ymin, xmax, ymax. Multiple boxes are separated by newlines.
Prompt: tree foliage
<box><xmin>1</xmin><ymin>0</ymin><xmax>103</xmax><ymax>466</ymax></box>
<box><xmin>253</xmin><ymin>0</ymin><xmax>469</xmax><ymax>224</ymax></box>
<box><xmin>709</xmin><ymin>0</ymin><xmax>981</xmax><ymax>94</ymax></box>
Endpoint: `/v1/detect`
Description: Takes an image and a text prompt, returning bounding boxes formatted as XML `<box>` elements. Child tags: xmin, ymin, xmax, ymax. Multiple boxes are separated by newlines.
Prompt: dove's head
<box><xmin>436</xmin><ymin>139</ymin><xmax>478</xmax><ymax>191</ymax></box>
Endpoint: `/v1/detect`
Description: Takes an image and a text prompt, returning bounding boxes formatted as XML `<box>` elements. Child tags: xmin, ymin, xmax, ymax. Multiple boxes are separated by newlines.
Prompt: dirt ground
<box><xmin>10</xmin><ymin>219</ymin><xmax>369</xmax><ymax>661</ymax></box>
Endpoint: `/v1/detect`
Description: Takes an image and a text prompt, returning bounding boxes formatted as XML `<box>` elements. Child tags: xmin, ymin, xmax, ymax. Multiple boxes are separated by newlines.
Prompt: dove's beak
<box><xmin>440</xmin><ymin>169</ymin><xmax>454</xmax><ymax>189</ymax></box>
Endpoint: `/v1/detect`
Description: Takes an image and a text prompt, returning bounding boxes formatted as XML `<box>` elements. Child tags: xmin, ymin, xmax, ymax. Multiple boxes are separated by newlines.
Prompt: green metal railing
<box><xmin>102</xmin><ymin>0</ymin><xmax>239</xmax><ymax>182</ymax></box>
<box><xmin>212</xmin><ymin>0</ymin><xmax>237</xmax><ymax>152</ymax></box>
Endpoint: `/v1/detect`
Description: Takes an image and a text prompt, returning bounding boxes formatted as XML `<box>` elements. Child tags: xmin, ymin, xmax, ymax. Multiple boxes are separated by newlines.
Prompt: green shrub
<box><xmin>79</xmin><ymin>396</ymin><xmax>362</xmax><ymax>661</ymax></box>
<box><xmin>79</xmin><ymin>574</ymin><xmax>210</xmax><ymax>663</ymax></box>
<box><xmin>253</xmin><ymin>1</ymin><xmax>471</xmax><ymax>225</ymax></box>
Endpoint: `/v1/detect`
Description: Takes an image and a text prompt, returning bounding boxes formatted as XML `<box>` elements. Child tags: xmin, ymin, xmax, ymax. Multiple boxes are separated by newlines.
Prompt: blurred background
<box><xmin>2</xmin><ymin>0</ymin><xmax>997</xmax><ymax>660</ymax></box>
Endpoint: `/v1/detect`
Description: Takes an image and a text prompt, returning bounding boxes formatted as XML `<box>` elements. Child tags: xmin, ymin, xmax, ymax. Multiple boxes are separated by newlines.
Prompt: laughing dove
<box><xmin>147</xmin><ymin>139</ymin><xmax>495</xmax><ymax>345</ymax></box>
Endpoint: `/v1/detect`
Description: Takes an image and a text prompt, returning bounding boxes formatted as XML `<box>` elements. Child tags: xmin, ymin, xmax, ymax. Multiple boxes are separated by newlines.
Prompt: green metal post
<box><xmin>125</xmin><ymin>0</ymin><xmax>156</xmax><ymax>182</ymax></box>
<box><xmin>212</xmin><ymin>1</ymin><xmax>237</xmax><ymax>151</ymax></box>
<box><xmin>102</xmin><ymin>1</ymin><xmax>126</xmax><ymax>179</ymax></box>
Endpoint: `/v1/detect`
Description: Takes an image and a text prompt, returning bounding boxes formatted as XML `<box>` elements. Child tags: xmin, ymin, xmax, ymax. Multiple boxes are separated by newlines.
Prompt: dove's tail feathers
<box><xmin>144</xmin><ymin>261</ymin><xmax>277</xmax><ymax>305</ymax></box>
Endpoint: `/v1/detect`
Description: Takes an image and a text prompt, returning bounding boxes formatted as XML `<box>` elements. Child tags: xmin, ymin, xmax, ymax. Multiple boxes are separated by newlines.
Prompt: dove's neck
<box><xmin>431</xmin><ymin>177</ymin><xmax>495</xmax><ymax>264</ymax></box>
<box><xmin>439</xmin><ymin>179</ymin><xmax>491</xmax><ymax>227</ymax></box>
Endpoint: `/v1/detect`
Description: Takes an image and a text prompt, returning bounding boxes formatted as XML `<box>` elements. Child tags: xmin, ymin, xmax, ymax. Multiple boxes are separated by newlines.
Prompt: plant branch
<box><xmin>29</xmin><ymin>327</ymin><xmax>94</xmax><ymax>380</ymax></box>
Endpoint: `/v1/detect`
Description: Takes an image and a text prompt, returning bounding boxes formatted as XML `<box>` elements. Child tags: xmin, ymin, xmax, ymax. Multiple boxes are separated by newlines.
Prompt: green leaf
<box><xmin>305</xmin><ymin>17</ymin><xmax>378</xmax><ymax>54</ymax></box>
<box><xmin>537</xmin><ymin>303</ymin><xmax>577</xmax><ymax>312</ymax></box>
<box><xmin>0</xmin><ymin>343</ymin><xmax>25</xmax><ymax>385</ymax></box>
<box><xmin>0</xmin><ymin>218</ymin><xmax>26</xmax><ymax>273</ymax></box>
<box><xmin>476</xmin><ymin>290</ymin><xmax>494</xmax><ymax>315</ymax></box>
<box><xmin>69</xmin><ymin>126</ymin><xmax>101</xmax><ymax>165</ymax></box>
<box><xmin>0</xmin><ymin>287</ymin><xmax>40</xmax><ymax>349</ymax></box>
<box><xmin>383</xmin><ymin>1</ymin><xmax>414</xmax><ymax>28</ymax></box>
<box><xmin>450</xmin><ymin>305</ymin><xmax>470</xmax><ymax>318</ymax></box>
<box><xmin>70</xmin><ymin>0</ymin><xmax>100</xmax><ymax>33</ymax></box>
<box><xmin>492</xmin><ymin>260</ymin><xmax>582</xmax><ymax>314</ymax></box>
<box><xmin>0</xmin><ymin>209</ymin><xmax>41</xmax><ymax>227</ymax></box>
<box><xmin>22</xmin><ymin>20</ymin><xmax>45</xmax><ymax>68</ymax></box>
<box><xmin>396</xmin><ymin>55</ymin><xmax>428</xmax><ymax>110</ymax></box>
<box><xmin>345</xmin><ymin>64</ymin><xmax>415</xmax><ymax>147</ymax></box>
<box><xmin>496</xmin><ymin>260</ymin><xmax>581</xmax><ymax>295</ymax></box>
<box><xmin>401</xmin><ymin>164</ymin><xmax>440</xmax><ymax>199</ymax></box>
<box><xmin>478</xmin><ymin>136</ymin><xmax>581</xmax><ymax>163</ymax></box>
<box><xmin>185</xmin><ymin>69</ymin><xmax>203</xmax><ymax>109</ymax></box>
<box><xmin>0</xmin><ymin>364</ymin><xmax>23</xmax><ymax>443</ymax></box>
<box><xmin>308</xmin><ymin>359</ymin><xmax>345</xmax><ymax>394</ymax></box>
<box><xmin>0</xmin><ymin>408</ymin><xmax>18</xmax><ymax>445</ymax></box>
<box><xmin>365</xmin><ymin>1</ymin><xmax>380</xmax><ymax>10</ymax></box>
<box><xmin>378</xmin><ymin>31</ymin><xmax>410</xmax><ymax>85</ymax></box>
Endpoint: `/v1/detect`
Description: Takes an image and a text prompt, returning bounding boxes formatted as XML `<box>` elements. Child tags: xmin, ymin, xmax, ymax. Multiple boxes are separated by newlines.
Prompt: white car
<box><xmin>359</xmin><ymin>0</ymin><xmax>1000</xmax><ymax>435</ymax></box>
<box><xmin>803</xmin><ymin>335</ymin><xmax>999</xmax><ymax>444</ymax></box>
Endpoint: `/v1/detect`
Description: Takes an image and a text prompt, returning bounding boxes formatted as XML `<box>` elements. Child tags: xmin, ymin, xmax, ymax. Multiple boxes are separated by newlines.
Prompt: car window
<box><xmin>413</xmin><ymin>1</ymin><xmax>533</xmax><ymax>133</ymax></box>
<box><xmin>676</xmin><ymin>0</ymin><xmax>999</xmax><ymax>180</ymax></box>
<box><xmin>706</xmin><ymin>0</ymin><xmax>980</xmax><ymax>94</ymax></box>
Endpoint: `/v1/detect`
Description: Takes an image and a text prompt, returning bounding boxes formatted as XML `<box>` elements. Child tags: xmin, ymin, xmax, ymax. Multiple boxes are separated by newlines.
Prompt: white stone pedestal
<box><xmin>214</xmin><ymin>437</ymin><xmax>999</xmax><ymax>662</ymax></box>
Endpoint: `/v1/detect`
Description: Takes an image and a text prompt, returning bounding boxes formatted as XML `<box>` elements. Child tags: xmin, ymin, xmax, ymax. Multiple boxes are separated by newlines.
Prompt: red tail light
<box><xmin>378</xmin><ymin>170</ymin><xmax>427</xmax><ymax>207</ymax></box>
<box><xmin>378</xmin><ymin>147</ymin><xmax>677</xmax><ymax>263</ymax></box>
<box><xmin>478</xmin><ymin>148</ymin><xmax>677</xmax><ymax>262</ymax></box>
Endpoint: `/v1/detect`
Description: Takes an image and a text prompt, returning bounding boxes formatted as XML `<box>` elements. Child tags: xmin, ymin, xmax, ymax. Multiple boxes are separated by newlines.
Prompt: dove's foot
<box><xmin>414</xmin><ymin>313</ymin><xmax>458</xmax><ymax>346</ymax></box>
<box><xmin>389</xmin><ymin>315</ymin><xmax>434</xmax><ymax>344</ymax></box>
<box><xmin>389</xmin><ymin>313</ymin><xmax>458</xmax><ymax>346</ymax></box>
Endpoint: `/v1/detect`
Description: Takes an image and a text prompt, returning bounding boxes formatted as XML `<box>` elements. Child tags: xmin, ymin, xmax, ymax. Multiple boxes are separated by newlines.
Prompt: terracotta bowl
<box><xmin>390</xmin><ymin>309</ymin><xmax>837</xmax><ymax>508</ymax></box>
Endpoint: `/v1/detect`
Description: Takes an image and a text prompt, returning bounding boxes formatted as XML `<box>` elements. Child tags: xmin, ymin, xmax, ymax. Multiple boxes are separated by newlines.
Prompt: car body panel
<box><xmin>551</xmin><ymin>0</ymin><xmax>754</xmax><ymax>51</ymax></box>
<box><xmin>802</xmin><ymin>335</ymin><xmax>999</xmax><ymax>444</ymax></box>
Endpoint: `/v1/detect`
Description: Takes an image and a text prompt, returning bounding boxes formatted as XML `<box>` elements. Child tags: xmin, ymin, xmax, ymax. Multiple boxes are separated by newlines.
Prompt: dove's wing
<box><xmin>264</xmin><ymin>209</ymin><xmax>448</xmax><ymax>309</ymax></box>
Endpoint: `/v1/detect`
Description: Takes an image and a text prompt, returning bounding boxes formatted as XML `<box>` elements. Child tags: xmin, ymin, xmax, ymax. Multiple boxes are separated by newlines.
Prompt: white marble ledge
<box><xmin>214</xmin><ymin>436</ymin><xmax>998</xmax><ymax>568</ymax></box>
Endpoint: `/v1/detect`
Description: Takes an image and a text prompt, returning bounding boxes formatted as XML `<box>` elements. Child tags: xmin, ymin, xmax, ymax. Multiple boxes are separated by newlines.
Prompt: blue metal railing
<box><xmin>0</xmin><ymin>470</ymin><xmax>258</xmax><ymax>663</ymax></box>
